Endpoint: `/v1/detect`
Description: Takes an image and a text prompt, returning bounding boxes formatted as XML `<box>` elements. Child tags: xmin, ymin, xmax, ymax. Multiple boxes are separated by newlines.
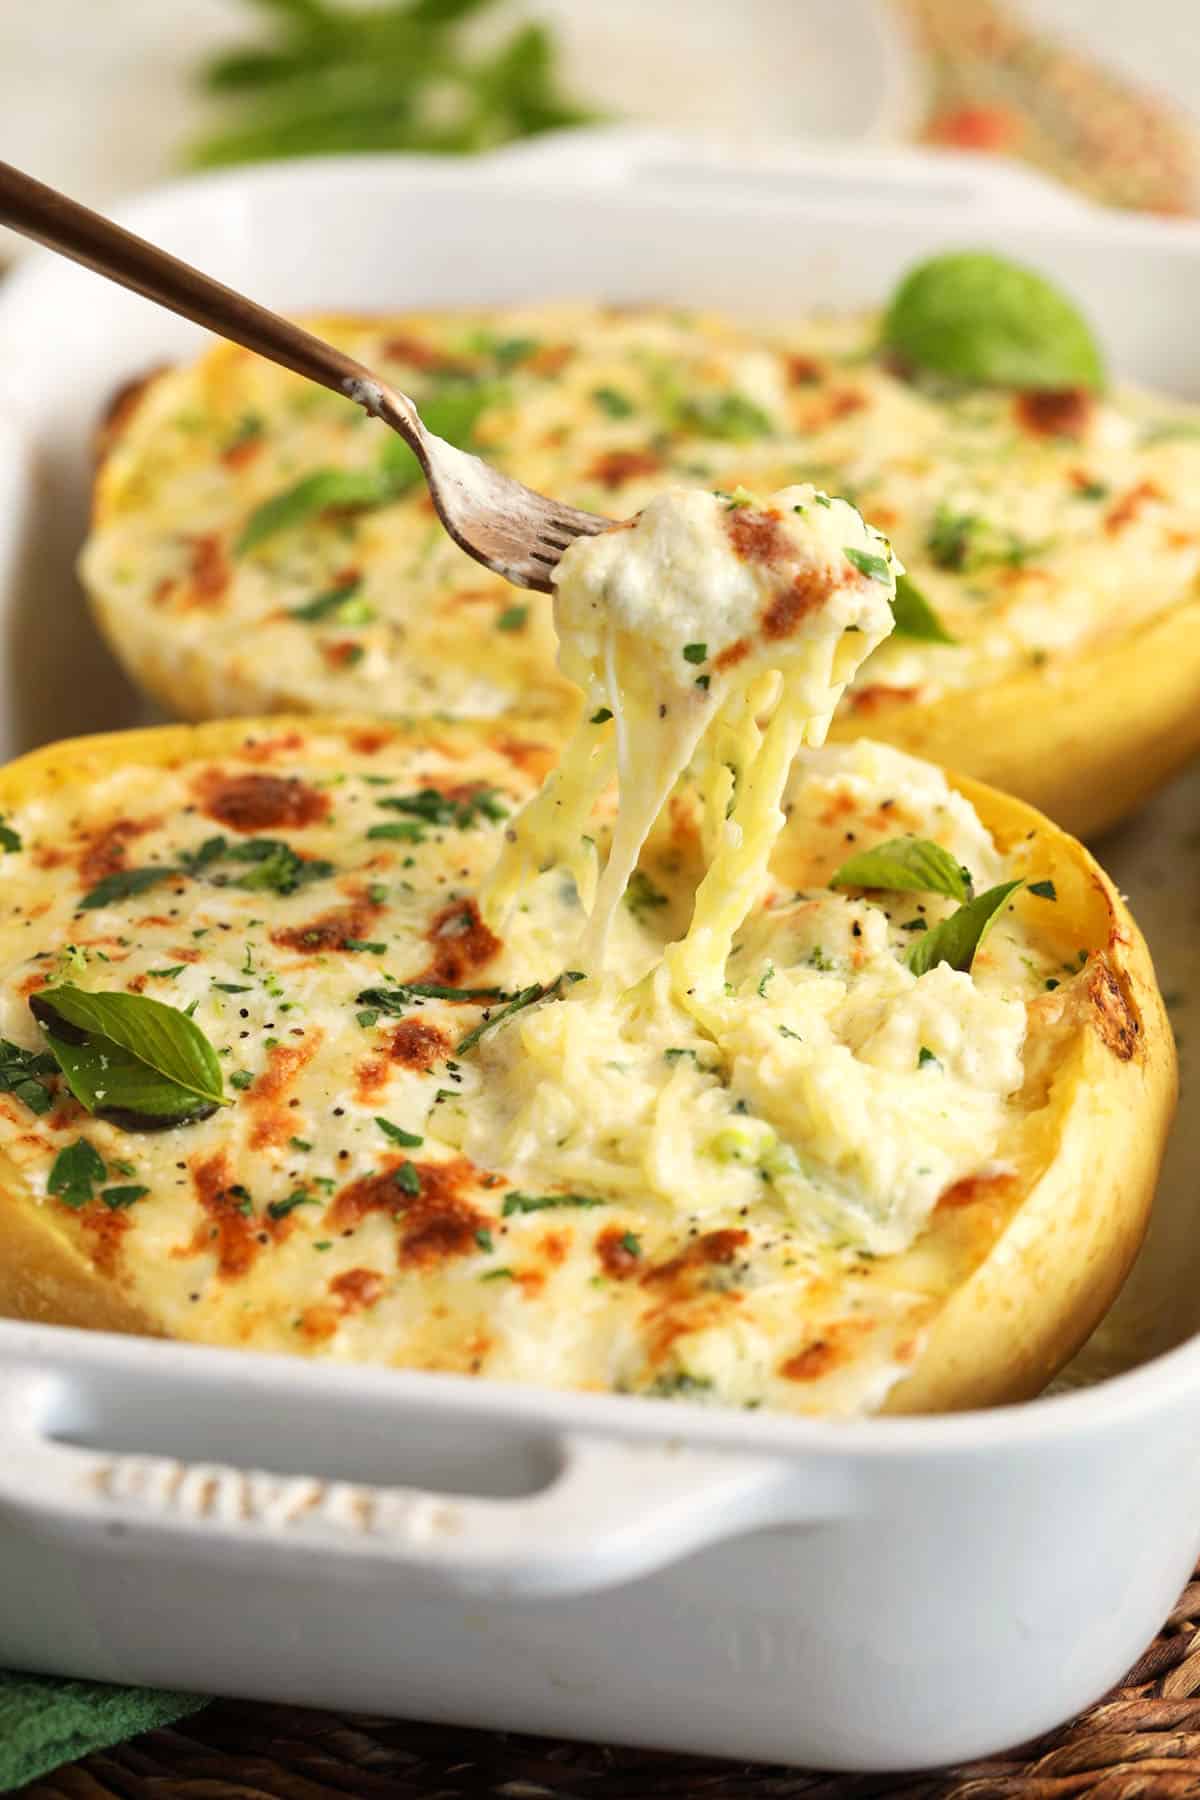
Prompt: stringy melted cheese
<box><xmin>472</xmin><ymin>488</ymin><xmax>1028</xmax><ymax>1274</ymax></box>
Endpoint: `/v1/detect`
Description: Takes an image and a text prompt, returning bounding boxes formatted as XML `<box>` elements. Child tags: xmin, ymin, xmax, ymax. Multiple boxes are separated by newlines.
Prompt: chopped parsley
<box><xmin>502</xmin><ymin>1191</ymin><xmax>607</xmax><ymax>1215</ymax></box>
<box><xmin>480</xmin><ymin>1267</ymin><xmax>515</xmax><ymax>1282</ymax></box>
<box><xmin>592</xmin><ymin>385</ymin><xmax>634</xmax><ymax>418</ymax></box>
<box><xmin>289</xmin><ymin>579</ymin><xmax>375</xmax><ymax>626</ymax></box>
<box><xmin>267</xmin><ymin>1189</ymin><xmax>319</xmax><ymax>1221</ymax></box>
<box><xmin>375</xmin><ymin>786</ymin><xmax>508</xmax><ymax>831</ymax></box>
<box><xmin>663</xmin><ymin>1047</ymin><xmax>698</xmax><ymax>1065</ymax></box>
<box><xmin>918</xmin><ymin>1046</ymin><xmax>940</xmax><ymax>1069</ymax></box>
<box><xmin>1029</xmin><ymin>879</ymin><xmax>1057</xmax><ymax>900</ymax></box>
<box><xmin>496</xmin><ymin>605</ymin><xmax>528</xmax><ymax>632</ymax></box>
<box><xmin>0</xmin><ymin>818</ymin><xmax>21</xmax><ymax>854</ymax></box>
<box><xmin>682</xmin><ymin>642</ymin><xmax>708</xmax><ymax>664</ymax></box>
<box><xmin>620</xmin><ymin>1231</ymin><xmax>642</xmax><ymax>1258</ymax></box>
<box><xmin>79</xmin><ymin>864</ymin><xmax>183</xmax><ymax>911</ymax></box>
<box><xmin>48</xmin><ymin>1139</ymin><xmax>106</xmax><ymax>1210</ymax></box>
<box><xmin>0</xmin><ymin>1037</ymin><xmax>58</xmax><ymax>1115</ymax></box>
<box><xmin>101</xmin><ymin>1184</ymin><xmax>148</xmax><ymax>1210</ymax></box>
<box><xmin>590</xmin><ymin>707</ymin><xmax>613</xmax><ymax>724</ymax></box>
<box><xmin>376</xmin><ymin>1117</ymin><xmax>423</xmax><ymax>1148</ymax></box>
<box><xmin>229</xmin><ymin>1070</ymin><xmax>254</xmax><ymax>1091</ymax></box>
<box><xmin>843</xmin><ymin>546</ymin><xmax>891</xmax><ymax>583</ymax></box>
<box><xmin>147</xmin><ymin>966</ymin><xmax>186</xmax><ymax>980</ymax></box>
<box><xmin>394</xmin><ymin>1161</ymin><xmax>422</xmax><ymax>1196</ymax></box>
<box><xmin>475</xmin><ymin>1227</ymin><xmax>495</xmax><ymax>1252</ymax></box>
<box><xmin>290</xmin><ymin>1136</ymin><xmax>312</xmax><ymax>1152</ymax></box>
<box><xmin>624</xmin><ymin>870</ymin><xmax>668</xmax><ymax>917</ymax></box>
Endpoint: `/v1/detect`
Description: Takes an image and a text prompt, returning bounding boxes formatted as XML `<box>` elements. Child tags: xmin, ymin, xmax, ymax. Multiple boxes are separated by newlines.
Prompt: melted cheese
<box><xmin>81</xmin><ymin>304</ymin><xmax>1200</xmax><ymax>728</ymax></box>
<box><xmin>0</xmin><ymin>716</ymin><xmax>1079</xmax><ymax>1415</ymax></box>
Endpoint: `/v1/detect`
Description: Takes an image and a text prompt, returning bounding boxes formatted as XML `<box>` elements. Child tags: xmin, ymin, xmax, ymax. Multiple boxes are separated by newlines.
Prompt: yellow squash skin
<box><xmin>829</xmin><ymin>599</ymin><xmax>1200</xmax><ymax>843</ymax></box>
<box><xmin>81</xmin><ymin>308</ymin><xmax>1200</xmax><ymax>839</ymax></box>
<box><xmin>0</xmin><ymin>719</ymin><xmax>1176</xmax><ymax>1414</ymax></box>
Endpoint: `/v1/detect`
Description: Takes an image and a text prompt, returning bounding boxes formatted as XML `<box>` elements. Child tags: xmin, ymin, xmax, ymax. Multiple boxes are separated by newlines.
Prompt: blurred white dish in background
<box><xmin>0</xmin><ymin>0</ymin><xmax>915</xmax><ymax>263</ymax></box>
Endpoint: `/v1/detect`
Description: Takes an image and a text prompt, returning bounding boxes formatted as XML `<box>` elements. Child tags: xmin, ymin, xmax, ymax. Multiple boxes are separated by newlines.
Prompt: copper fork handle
<box><xmin>0</xmin><ymin>158</ymin><xmax>423</xmax><ymax>445</ymax></box>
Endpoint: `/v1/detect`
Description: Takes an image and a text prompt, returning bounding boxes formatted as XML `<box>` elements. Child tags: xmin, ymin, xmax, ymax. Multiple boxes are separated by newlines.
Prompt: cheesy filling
<box><xmin>466</xmin><ymin>488</ymin><xmax>1026</xmax><ymax>1263</ymax></box>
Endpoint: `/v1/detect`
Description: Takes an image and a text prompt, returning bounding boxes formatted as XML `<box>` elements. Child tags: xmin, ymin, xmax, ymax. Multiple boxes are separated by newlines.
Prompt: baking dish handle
<box><xmin>481</xmin><ymin>125</ymin><xmax>1093</xmax><ymax>219</ymax></box>
<box><xmin>0</xmin><ymin>1370</ymin><xmax>843</xmax><ymax>1598</ymax></box>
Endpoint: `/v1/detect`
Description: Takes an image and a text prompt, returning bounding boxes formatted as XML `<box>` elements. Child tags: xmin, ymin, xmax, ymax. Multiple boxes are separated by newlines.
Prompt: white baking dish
<box><xmin>1</xmin><ymin>130</ymin><xmax>1200</xmax><ymax>1773</ymax></box>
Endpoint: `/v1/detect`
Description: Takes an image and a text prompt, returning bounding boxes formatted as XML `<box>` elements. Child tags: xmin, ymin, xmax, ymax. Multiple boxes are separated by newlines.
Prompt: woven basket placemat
<box><xmin>13</xmin><ymin>1563</ymin><xmax>1200</xmax><ymax>1800</ymax></box>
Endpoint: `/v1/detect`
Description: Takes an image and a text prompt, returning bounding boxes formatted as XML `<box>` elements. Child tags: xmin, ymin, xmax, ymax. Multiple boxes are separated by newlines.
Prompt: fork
<box><xmin>0</xmin><ymin>159</ymin><xmax>614</xmax><ymax>592</ymax></box>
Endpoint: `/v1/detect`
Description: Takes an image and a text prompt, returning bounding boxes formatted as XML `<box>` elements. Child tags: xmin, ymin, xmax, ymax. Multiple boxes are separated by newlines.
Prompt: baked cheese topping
<box><xmin>81</xmin><ymin>304</ymin><xmax>1200</xmax><ymax>727</ymax></box>
<box><xmin>0</xmin><ymin>714</ymin><xmax>1084</xmax><ymax>1415</ymax></box>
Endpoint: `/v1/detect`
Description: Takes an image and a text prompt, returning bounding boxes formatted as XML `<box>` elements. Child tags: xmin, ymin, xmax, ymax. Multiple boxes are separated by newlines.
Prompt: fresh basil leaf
<box><xmin>907</xmin><ymin>880</ymin><xmax>1023</xmax><ymax>977</ymax></box>
<box><xmin>891</xmin><ymin>573</ymin><xmax>956</xmax><ymax>645</ymax></box>
<box><xmin>831</xmin><ymin>836</ymin><xmax>974</xmax><ymax>904</ymax></box>
<box><xmin>31</xmin><ymin>984</ymin><xmax>228</xmax><ymax>1129</ymax></box>
<box><xmin>376</xmin><ymin>786</ymin><xmax>507</xmax><ymax>829</ymax></box>
<box><xmin>882</xmin><ymin>252</ymin><xmax>1105</xmax><ymax>392</ymax></box>
<box><xmin>237</xmin><ymin>467</ymin><xmax>394</xmax><ymax>554</ymax></box>
<box><xmin>80</xmin><ymin>864</ymin><xmax>184</xmax><ymax>911</ymax></box>
<box><xmin>48</xmin><ymin>1138</ymin><xmax>106</xmax><ymax>1209</ymax></box>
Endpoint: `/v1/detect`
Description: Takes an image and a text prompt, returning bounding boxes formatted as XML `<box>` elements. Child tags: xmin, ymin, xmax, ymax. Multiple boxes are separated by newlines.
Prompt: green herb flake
<box><xmin>844</xmin><ymin>546</ymin><xmax>892</xmax><ymax>584</ymax></box>
<box><xmin>0</xmin><ymin>1037</ymin><xmax>58</xmax><ymax>1116</ymax></box>
<box><xmin>590</xmin><ymin>707</ymin><xmax>613</xmax><ymax>724</ymax></box>
<box><xmin>480</xmin><ymin>1267</ymin><xmax>516</xmax><ymax>1282</ymax></box>
<box><xmin>620</xmin><ymin>1231</ymin><xmax>642</xmax><ymax>1258</ymax></box>
<box><xmin>1029</xmin><ymin>879</ymin><xmax>1057</xmax><ymax>900</ymax></box>
<box><xmin>394</xmin><ymin>1160</ymin><xmax>422</xmax><ymax>1196</ymax></box>
<box><xmin>289</xmin><ymin>579</ymin><xmax>375</xmax><ymax>626</ymax></box>
<box><xmin>0</xmin><ymin>818</ymin><xmax>22</xmax><ymax>854</ymax></box>
<box><xmin>624</xmin><ymin>870</ymin><xmax>668</xmax><ymax>918</ymax></box>
<box><xmin>213</xmin><ymin>982</ymin><xmax>252</xmax><ymax>994</ymax></box>
<box><xmin>682</xmin><ymin>643</ymin><xmax>708</xmax><ymax>665</ymax></box>
<box><xmin>663</xmin><ymin>1047</ymin><xmax>698</xmax><ymax>1065</ymax></box>
<box><xmin>147</xmin><ymin>966</ymin><xmax>186</xmax><ymax>980</ymax></box>
<box><xmin>79</xmin><ymin>864</ymin><xmax>184</xmax><ymax>912</ymax></box>
<box><xmin>102</xmin><ymin>1184</ymin><xmax>149</xmax><ymax>1210</ymax></box>
<box><xmin>475</xmin><ymin>1227</ymin><xmax>495</xmax><ymax>1253</ymax></box>
<box><xmin>918</xmin><ymin>1046</ymin><xmax>939</xmax><ymax>1069</ymax></box>
<box><xmin>48</xmin><ymin>1139</ymin><xmax>107</xmax><ymax>1210</ymax></box>
<box><xmin>496</xmin><ymin>605</ymin><xmax>529</xmax><ymax>632</ymax></box>
<box><xmin>695</xmin><ymin>673</ymin><xmax>711</xmax><ymax>691</ymax></box>
<box><xmin>268</xmin><ymin>1189</ymin><xmax>319</xmax><ymax>1221</ymax></box>
<box><xmin>502</xmin><ymin>1191</ymin><xmax>607</xmax><ymax>1216</ymax></box>
<box><xmin>593</xmin><ymin>385</ymin><xmax>634</xmax><ymax>418</ymax></box>
<box><xmin>289</xmin><ymin>1135</ymin><xmax>313</xmax><ymax>1152</ymax></box>
<box><xmin>376</xmin><ymin>1117</ymin><xmax>423</xmax><ymax>1148</ymax></box>
<box><xmin>229</xmin><ymin>1070</ymin><xmax>254</xmax><ymax>1091</ymax></box>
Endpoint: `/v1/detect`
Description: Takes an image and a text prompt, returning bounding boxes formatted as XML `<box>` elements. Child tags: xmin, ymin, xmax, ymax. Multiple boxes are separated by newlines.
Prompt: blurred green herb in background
<box><xmin>185</xmin><ymin>0</ymin><xmax>601</xmax><ymax>169</ymax></box>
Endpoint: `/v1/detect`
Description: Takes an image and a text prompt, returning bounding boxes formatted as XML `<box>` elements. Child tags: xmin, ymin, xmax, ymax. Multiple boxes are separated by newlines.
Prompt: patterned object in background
<box><xmin>896</xmin><ymin>0</ymin><xmax>1200</xmax><ymax>213</ymax></box>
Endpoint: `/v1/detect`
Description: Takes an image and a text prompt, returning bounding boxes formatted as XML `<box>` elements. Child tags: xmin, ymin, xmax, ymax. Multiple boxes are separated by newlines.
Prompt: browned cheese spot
<box><xmin>329</xmin><ymin>1157</ymin><xmax>491</xmax><ymax>1271</ymax></box>
<box><xmin>1014</xmin><ymin>388</ymin><xmax>1094</xmax><ymax>439</ymax></box>
<box><xmin>194</xmin><ymin>769</ymin><xmax>329</xmax><ymax>833</ymax></box>
<box><xmin>419</xmin><ymin>898</ymin><xmax>501</xmax><ymax>986</ymax></box>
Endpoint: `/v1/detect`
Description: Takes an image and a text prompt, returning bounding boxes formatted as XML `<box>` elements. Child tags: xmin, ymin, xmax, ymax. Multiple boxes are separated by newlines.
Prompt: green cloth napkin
<box><xmin>0</xmin><ymin>1671</ymin><xmax>205</xmax><ymax>1792</ymax></box>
